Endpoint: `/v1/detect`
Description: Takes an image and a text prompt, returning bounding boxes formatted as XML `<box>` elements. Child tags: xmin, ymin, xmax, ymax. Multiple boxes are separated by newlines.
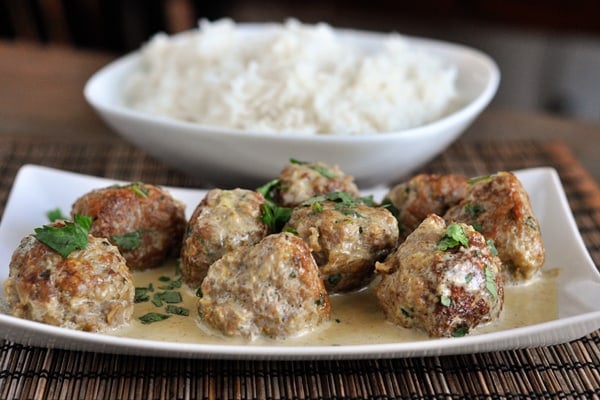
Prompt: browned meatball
<box><xmin>384</xmin><ymin>173</ymin><xmax>468</xmax><ymax>242</ymax></box>
<box><xmin>180</xmin><ymin>188</ymin><xmax>269</xmax><ymax>288</ymax></box>
<box><xmin>374</xmin><ymin>214</ymin><xmax>504</xmax><ymax>338</ymax></box>
<box><xmin>284</xmin><ymin>195</ymin><xmax>399</xmax><ymax>292</ymax></box>
<box><xmin>4</xmin><ymin>222</ymin><xmax>134</xmax><ymax>332</ymax></box>
<box><xmin>443</xmin><ymin>172</ymin><xmax>545</xmax><ymax>283</ymax></box>
<box><xmin>198</xmin><ymin>232</ymin><xmax>331</xmax><ymax>340</ymax></box>
<box><xmin>71</xmin><ymin>182</ymin><xmax>186</xmax><ymax>270</ymax></box>
<box><xmin>275</xmin><ymin>160</ymin><xmax>361</xmax><ymax>207</ymax></box>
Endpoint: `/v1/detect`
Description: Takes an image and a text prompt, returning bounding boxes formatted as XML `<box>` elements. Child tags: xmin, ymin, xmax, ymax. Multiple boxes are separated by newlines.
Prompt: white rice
<box><xmin>125</xmin><ymin>19</ymin><xmax>457</xmax><ymax>135</ymax></box>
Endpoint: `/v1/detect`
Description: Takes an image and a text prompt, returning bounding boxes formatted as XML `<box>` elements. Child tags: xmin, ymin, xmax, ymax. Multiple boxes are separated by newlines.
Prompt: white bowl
<box><xmin>84</xmin><ymin>25</ymin><xmax>499</xmax><ymax>189</ymax></box>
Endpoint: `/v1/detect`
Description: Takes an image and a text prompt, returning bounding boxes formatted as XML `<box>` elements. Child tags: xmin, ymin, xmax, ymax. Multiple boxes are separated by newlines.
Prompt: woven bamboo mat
<box><xmin>1</xmin><ymin>136</ymin><xmax>599</xmax><ymax>399</ymax></box>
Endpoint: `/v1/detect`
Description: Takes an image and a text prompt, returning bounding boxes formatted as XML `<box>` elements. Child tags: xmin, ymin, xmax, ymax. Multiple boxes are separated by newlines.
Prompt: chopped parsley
<box><xmin>46</xmin><ymin>208</ymin><xmax>68</xmax><ymax>222</ymax></box>
<box><xmin>151</xmin><ymin>290</ymin><xmax>183</xmax><ymax>307</ymax></box>
<box><xmin>290</xmin><ymin>158</ymin><xmax>336</xmax><ymax>178</ymax></box>
<box><xmin>485</xmin><ymin>265</ymin><xmax>499</xmax><ymax>300</ymax></box>
<box><xmin>158</xmin><ymin>276</ymin><xmax>182</xmax><ymax>290</ymax></box>
<box><xmin>467</xmin><ymin>174</ymin><xmax>493</xmax><ymax>185</ymax></box>
<box><xmin>260</xmin><ymin>201</ymin><xmax>292</xmax><ymax>233</ymax></box>
<box><xmin>139</xmin><ymin>312</ymin><xmax>170</xmax><ymax>324</ymax></box>
<box><xmin>464</xmin><ymin>203</ymin><xmax>484</xmax><ymax>219</ymax></box>
<box><xmin>256</xmin><ymin>178</ymin><xmax>293</xmax><ymax>232</ymax></box>
<box><xmin>452</xmin><ymin>326</ymin><xmax>469</xmax><ymax>337</ymax></box>
<box><xmin>301</xmin><ymin>191</ymin><xmax>373</xmax><ymax>217</ymax></box>
<box><xmin>440</xmin><ymin>295</ymin><xmax>452</xmax><ymax>307</ymax></box>
<box><xmin>438</xmin><ymin>223</ymin><xmax>469</xmax><ymax>251</ymax></box>
<box><xmin>486</xmin><ymin>239</ymin><xmax>499</xmax><ymax>257</ymax></box>
<box><xmin>465</xmin><ymin>273</ymin><xmax>473</xmax><ymax>284</ymax></box>
<box><xmin>165</xmin><ymin>305</ymin><xmax>190</xmax><ymax>316</ymax></box>
<box><xmin>256</xmin><ymin>178</ymin><xmax>280</xmax><ymax>201</ymax></box>
<box><xmin>128</xmin><ymin>182</ymin><xmax>149</xmax><ymax>198</ymax></box>
<box><xmin>134</xmin><ymin>286</ymin><xmax>153</xmax><ymax>303</ymax></box>
<box><xmin>111</xmin><ymin>229</ymin><xmax>143</xmax><ymax>250</ymax></box>
<box><xmin>34</xmin><ymin>214</ymin><xmax>92</xmax><ymax>258</ymax></box>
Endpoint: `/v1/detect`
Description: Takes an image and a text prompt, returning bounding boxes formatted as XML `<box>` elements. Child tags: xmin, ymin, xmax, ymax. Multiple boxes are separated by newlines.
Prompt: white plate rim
<box><xmin>0</xmin><ymin>164</ymin><xmax>599</xmax><ymax>360</ymax></box>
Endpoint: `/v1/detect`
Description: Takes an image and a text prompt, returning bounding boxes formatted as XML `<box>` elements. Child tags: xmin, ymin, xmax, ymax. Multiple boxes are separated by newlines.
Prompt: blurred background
<box><xmin>2</xmin><ymin>0</ymin><xmax>599</xmax><ymax>124</ymax></box>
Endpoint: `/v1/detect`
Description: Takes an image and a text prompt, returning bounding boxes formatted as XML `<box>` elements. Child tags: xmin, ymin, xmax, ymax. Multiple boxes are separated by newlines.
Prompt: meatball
<box><xmin>275</xmin><ymin>160</ymin><xmax>361</xmax><ymax>207</ymax></box>
<box><xmin>198</xmin><ymin>232</ymin><xmax>331</xmax><ymax>340</ymax></box>
<box><xmin>180</xmin><ymin>188</ymin><xmax>269</xmax><ymax>288</ymax></box>
<box><xmin>443</xmin><ymin>172</ymin><xmax>545</xmax><ymax>283</ymax></box>
<box><xmin>284</xmin><ymin>195</ymin><xmax>399</xmax><ymax>292</ymax></box>
<box><xmin>4</xmin><ymin>222</ymin><xmax>135</xmax><ymax>332</ymax></box>
<box><xmin>71</xmin><ymin>182</ymin><xmax>186</xmax><ymax>270</ymax></box>
<box><xmin>374</xmin><ymin>214</ymin><xmax>504</xmax><ymax>338</ymax></box>
<box><xmin>384</xmin><ymin>173</ymin><xmax>468</xmax><ymax>242</ymax></box>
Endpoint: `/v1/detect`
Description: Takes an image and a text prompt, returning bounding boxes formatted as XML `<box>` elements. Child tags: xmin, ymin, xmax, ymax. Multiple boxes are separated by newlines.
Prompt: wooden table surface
<box><xmin>1</xmin><ymin>40</ymin><xmax>599</xmax><ymax>185</ymax></box>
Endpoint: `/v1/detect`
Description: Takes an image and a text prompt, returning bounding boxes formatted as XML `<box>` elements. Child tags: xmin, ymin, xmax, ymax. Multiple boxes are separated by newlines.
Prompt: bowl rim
<box><xmin>84</xmin><ymin>23</ymin><xmax>500</xmax><ymax>143</ymax></box>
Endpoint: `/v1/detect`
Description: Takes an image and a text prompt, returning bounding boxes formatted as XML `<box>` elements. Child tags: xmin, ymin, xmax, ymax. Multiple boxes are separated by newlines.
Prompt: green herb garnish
<box><xmin>486</xmin><ymin>239</ymin><xmax>499</xmax><ymax>257</ymax></box>
<box><xmin>464</xmin><ymin>203</ymin><xmax>484</xmax><ymax>219</ymax></box>
<box><xmin>438</xmin><ymin>223</ymin><xmax>469</xmax><ymax>251</ymax></box>
<box><xmin>134</xmin><ymin>287</ymin><xmax>151</xmax><ymax>303</ymax></box>
<box><xmin>34</xmin><ymin>214</ymin><xmax>92</xmax><ymax>258</ymax></box>
<box><xmin>165</xmin><ymin>305</ymin><xmax>190</xmax><ymax>316</ymax></box>
<box><xmin>256</xmin><ymin>178</ymin><xmax>280</xmax><ymax>201</ymax></box>
<box><xmin>485</xmin><ymin>265</ymin><xmax>498</xmax><ymax>300</ymax></box>
<box><xmin>467</xmin><ymin>174</ymin><xmax>493</xmax><ymax>185</ymax></box>
<box><xmin>440</xmin><ymin>295</ymin><xmax>452</xmax><ymax>307</ymax></box>
<box><xmin>128</xmin><ymin>182</ymin><xmax>149</xmax><ymax>198</ymax></box>
<box><xmin>111</xmin><ymin>229</ymin><xmax>143</xmax><ymax>250</ymax></box>
<box><xmin>139</xmin><ymin>312</ymin><xmax>170</xmax><ymax>324</ymax></box>
<box><xmin>290</xmin><ymin>158</ymin><xmax>336</xmax><ymax>178</ymax></box>
<box><xmin>260</xmin><ymin>202</ymin><xmax>292</xmax><ymax>233</ymax></box>
<box><xmin>453</xmin><ymin>327</ymin><xmax>469</xmax><ymax>337</ymax></box>
<box><xmin>158</xmin><ymin>276</ymin><xmax>182</xmax><ymax>290</ymax></box>
<box><xmin>46</xmin><ymin>208</ymin><xmax>67</xmax><ymax>222</ymax></box>
<box><xmin>151</xmin><ymin>290</ymin><xmax>183</xmax><ymax>307</ymax></box>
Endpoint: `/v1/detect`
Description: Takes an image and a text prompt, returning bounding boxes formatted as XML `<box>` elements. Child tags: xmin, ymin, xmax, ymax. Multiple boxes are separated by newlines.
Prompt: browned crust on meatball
<box><xmin>276</xmin><ymin>161</ymin><xmax>361</xmax><ymax>207</ymax></box>
<box><xmin>285</xmin><ymin>201</ymin><xmax>399</xmax><ymax>292</ymax></box>
<box><xmin>198</xmin><ymin>232</ymin><xmax>331</xmax><ymax>340</ymax></box>
<box><xmin>443</xmin><ymin>172</ymin><xmax>545</xmax><ymax>282</ymax></box>
<box><xmin>4</xmin><ymin>231</ymin><xmax>135</xmax><ymax>332</ymax></box>
<box><xmin>71</xmin><ymin>183</ymin><xmax>186</xmax><ymax>270</ymax></box>
<box><xmin>385</xmin><ymin>173</ymin><xmax>468</xmax><ymax>242</ymax></box>
<box><xmin>374</xmin><ymin>214</ymin><xmax>504</xmax><ymax>338</ymax></box>
<box><xmin>180</xmin><ymin>188</ymin><xmax>269</xmax><ymax>288</ymax></box>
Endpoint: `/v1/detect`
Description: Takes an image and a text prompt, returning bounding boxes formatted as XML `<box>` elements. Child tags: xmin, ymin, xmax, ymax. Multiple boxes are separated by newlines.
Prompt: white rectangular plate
<box><xmin>1</xmin><ymin>165</ymin><xmax>599</xmax><ymax>360</ymax></box>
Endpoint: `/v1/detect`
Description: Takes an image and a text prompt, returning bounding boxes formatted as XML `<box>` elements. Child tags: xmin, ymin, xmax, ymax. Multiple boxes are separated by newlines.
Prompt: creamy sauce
<box><xmin>111</xmin><ymin>263</ymin><xmax>559</xmax><ymax>345</ymax></box>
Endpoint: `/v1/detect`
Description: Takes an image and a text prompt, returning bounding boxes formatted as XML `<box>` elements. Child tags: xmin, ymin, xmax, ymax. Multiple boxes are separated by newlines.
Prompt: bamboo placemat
<box><xmin>1</xmin><ymin>136</ymin><xmax>599</xmax><ymax>399</ymax></box>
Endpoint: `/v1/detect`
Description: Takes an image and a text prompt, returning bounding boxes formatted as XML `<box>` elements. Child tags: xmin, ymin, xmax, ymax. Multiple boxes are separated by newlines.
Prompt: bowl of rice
<box><xmin>85</xmin><ymin>19</ymin><xmax>499</xmax><ymax>188</ymax></box>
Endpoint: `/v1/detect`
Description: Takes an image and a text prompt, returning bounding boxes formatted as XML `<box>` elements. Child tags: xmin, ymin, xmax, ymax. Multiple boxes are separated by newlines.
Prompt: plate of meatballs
<box><xmin>0</xmin><ymin>162</ymin><xmax>599</xmax><ymax>360</ymax></box>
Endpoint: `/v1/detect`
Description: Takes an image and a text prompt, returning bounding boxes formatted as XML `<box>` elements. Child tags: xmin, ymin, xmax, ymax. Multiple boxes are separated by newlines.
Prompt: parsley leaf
<box><xmin>165</xmin><ymin>305</ymin><xmax>190</xmax><ymax>316</ymax></box>
<box><xmin>260</xmin><ymin>201</ymin><xmax>292</xmax><ymax>233</ymax></box>
<box><xmin>453</xmin><ymin>327</ymin><xmax>469</xmax><ymax>337</ymax></box>
<box><xmin>486</xmin><ymin>239</ymin><xmax>499</xmax><ymax>256</ymax></box>
<box><xmin>46</xmin><ymin>208</ymin><xmax>67</xmax><ymax>222</ymax></box>
<box><xmin>485</xmin><ymin>265</ymin><xmax>499</xmax><ymax>300</ymax></box>
<box><xmin>256</xmin><ymin>178</ymin><xmax>280</xmax><ymax>201</ymax></box>
<box><xmin>139</xmin><ymin>312</ymin><xmax>170</xmax><ymax>324</ymax></box>
<box><xmin>128</xmin><ymin>182</ymin><xmax>149</xmax><ymax>198</ymax></box>
<box><xmin>34</xmin><ymin>214</ymin><xmax>93</xmax><ymax>258</ymax></box>
<box><xmin>111</xmin><ymin>230</ymin><xmax>143</xmax><ymax>250</ymax></box>
<box><xmin>467</xmin><ymin>174</ymin><xmax>493</xmax><ymax>185</ymax></box>
<box><xmin>438</xmin><ymin>223</ymin><xmax>469</xmax><ymax>251</ymax></box>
